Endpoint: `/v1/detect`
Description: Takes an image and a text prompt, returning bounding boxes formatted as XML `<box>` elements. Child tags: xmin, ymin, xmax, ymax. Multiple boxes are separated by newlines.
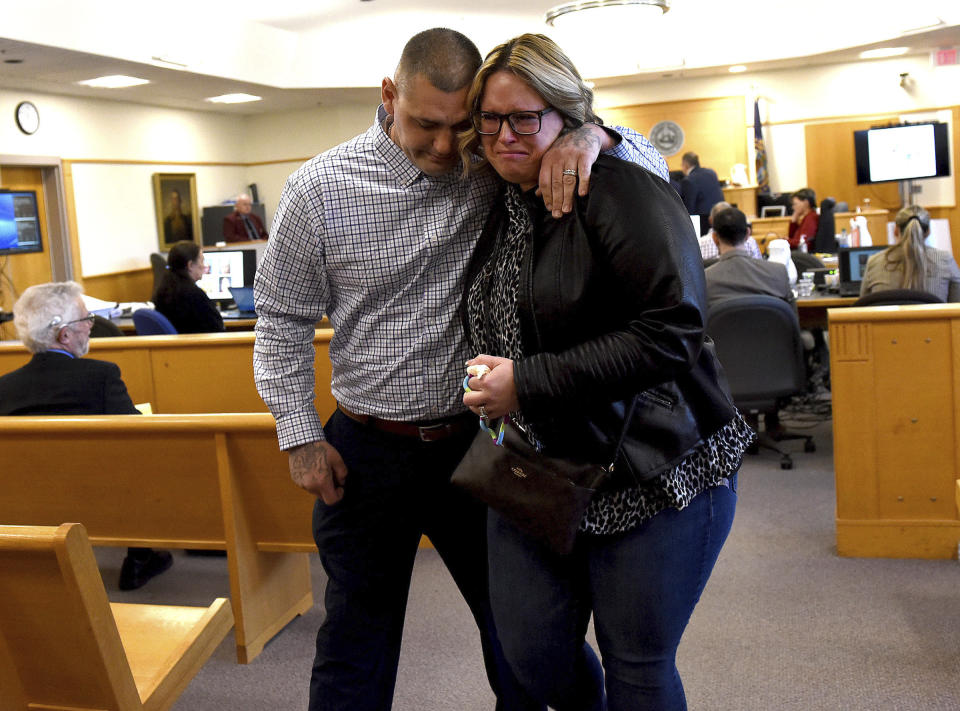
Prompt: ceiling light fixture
<box><xmin>545</xmin><ymin>0</ymin><xmax>670</xmax><ymax>29</ymax></box>
<box><xmin>728</xmin><ymin>65</ymin><xmax>748</xmax><ymax>73</ymax></box>
<box><xmin>77</xmin><ymin>75</ymin><xmax>150</xmax><ymax>89</ymax></box>
<box><xmin>859</xmin><ymin>47</ymin><xmax>909</xmax><ymax>59</ymax></box>
<box><xmin>205</xmin><ymin>93</ymin><xmax>262</xmax><ymax>104</ymax></box>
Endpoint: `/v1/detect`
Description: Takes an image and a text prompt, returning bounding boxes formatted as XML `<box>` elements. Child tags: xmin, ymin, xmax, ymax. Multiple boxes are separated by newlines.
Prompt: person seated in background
<box><xmin>222</xmin><ymin>193</ymin><xmax>268</xmax><ymax>243</ymax></box>
<box><xmin>860</xmin><ymin>204</ymin><xmax>960</xmax><ymax>302</ymax></box>
<box><xmin>788</xmin><ymin>188</ymin><xmax>818</xmax><ymax>252</ymax></box>
<box><xmin>699</xmin><ymin>201</ymin><xmax>762</xmax><ymax>260</ymax></box>
<box><xmin>153</xmin><ymin>240</ymin><xmax>225</xmax><ymax>333</ymax></box>
<box><xmin>704</xmin><ymin>207</ymin><xmax>796</xmax><ymax>311</ymax></box>
<box><xmin>0</xmin><ymin>281</ymin><xmax>173</xmax><ymax>590</ymax></box>
<box><xmin>679</xmin><ymin>150</ymin><xmax>725</xmax><ymax>235</ymax></box>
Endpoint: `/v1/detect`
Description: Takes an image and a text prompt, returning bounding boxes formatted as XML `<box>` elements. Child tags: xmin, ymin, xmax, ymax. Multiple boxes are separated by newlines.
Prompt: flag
<box><xmin>754</xmin><ymin>99</ymin><xmax>770</xmax><ymax>195</ymax></box>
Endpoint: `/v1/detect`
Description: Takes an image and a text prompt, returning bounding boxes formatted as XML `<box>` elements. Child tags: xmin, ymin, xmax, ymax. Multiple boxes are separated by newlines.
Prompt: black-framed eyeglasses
<box><xmin>474</xmin><ymin>107</ymin><xmax>555</xmax><ymax>136</ymax></box>
<box><xmin>48</xmin><ymin>314</ymin><xmax>95</xmax><ymax>330</ymax></box>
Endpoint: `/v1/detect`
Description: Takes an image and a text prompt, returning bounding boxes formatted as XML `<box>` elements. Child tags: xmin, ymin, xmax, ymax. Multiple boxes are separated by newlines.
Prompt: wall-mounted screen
<box><xmin>196</xmin><ymin>249</ymin><xmax>257</xmax><ymax>301</ymax></box>
<box><xmin>0</xmin><ymin>190</ymin><xmax>43</xmax><ymax>256</ymax></box>
<box><xmin>854</xmin><ymin>122</ymin><xmax>950</xmax><ymax>185</ymax></box>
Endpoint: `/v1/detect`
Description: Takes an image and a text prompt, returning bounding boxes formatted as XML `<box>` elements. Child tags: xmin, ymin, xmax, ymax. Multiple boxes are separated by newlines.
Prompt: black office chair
<box><xmin>150</xmin><ymin>253</ymin><xmax>168</xmax><ymax>298</ymax></box>
<box><xmin>707</xmin><ymin>295</ymin><xmax>814</xmax><ymax>469</ymax></box>
<box><xmin>89</xmin><ymin>315</ymin><xmax>124</xmax><ymax>338</ymax></box>
<box><xmin>854</xmin><ymin>289</ymin><xmax>944</xmax><ymax>307</ymax></box>
<box><xmin>791</xmin><ymin>251</ymin><xmax>825</xmax><ymax>274</ymax></box>
<box><xmin>813</xmin><ymin>197</ymin><xmax>837</xmax><ymax>253</ymax></box>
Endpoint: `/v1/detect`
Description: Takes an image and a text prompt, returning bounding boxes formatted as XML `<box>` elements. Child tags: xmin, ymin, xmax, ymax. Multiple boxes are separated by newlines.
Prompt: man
<box><xmin>253</xmin><ymin>28</ymin><xmax>668</xmax><ymax>711</ymax></box>
<box><xmin>704</xmin><ymin>207</ymin><xmax>796</xmax><ymax>311</ymax></box>
<box><xmin>680</xmin><ymin>150</ymin><xmax>725</xmax><ymax>235</ymax></box>
<box><xmin>222</xmin><ymin>192</ymin><xmax>268</xmax><ymax>242</ymax></box>
<box><xmin>699</xmin><ymin>200</ymin><xmax>762</xmax><ymax>261</ymax></box>
<box><xmin>163</xmin><ymin>189</ymin><xmax>193</xmax><ymax>243</ymax></box>
<box><xmin>0</xmin><ymin>281</ymin><xmax>173</xmax><ymax>590</ymax></box>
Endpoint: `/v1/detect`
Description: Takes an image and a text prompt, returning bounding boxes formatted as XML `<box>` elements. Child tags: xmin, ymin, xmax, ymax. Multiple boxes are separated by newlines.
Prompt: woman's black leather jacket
<box><xmin>463</xmin><ymin>155</ymin><xmax>738</xmax><ymax>486</ymax></box>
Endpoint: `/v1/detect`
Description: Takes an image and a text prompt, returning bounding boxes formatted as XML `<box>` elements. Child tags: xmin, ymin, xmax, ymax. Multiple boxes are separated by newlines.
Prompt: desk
<box><xmin>111</xmin><ymin>314</ymin><xmax>330</xmax><ymax>334</ymax></box>
<box><xmin>829</xmin><ymin>303</ymin><xmax>960</xmax><ymax>559</ymax></box>
<box><xmin>796</xmin><ymin>293</ymin><xmax>857</xmax><ymax>329</ymax></box>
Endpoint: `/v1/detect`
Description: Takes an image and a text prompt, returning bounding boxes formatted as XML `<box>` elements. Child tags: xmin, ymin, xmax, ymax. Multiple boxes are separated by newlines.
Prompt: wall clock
<box><xmin>15</xmin><ymin>101</ymin><xmax>39</xmax><ymax>135</ymax></box>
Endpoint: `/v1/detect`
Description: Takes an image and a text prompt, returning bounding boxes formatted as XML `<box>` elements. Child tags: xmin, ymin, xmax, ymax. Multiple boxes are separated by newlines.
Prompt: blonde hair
<box><xmin>881</xmin><ymin>204</ymin><xmax>931</xmax><ymax>290</ymax></box>
<box><xmin>458</xmin><ymin>33</ymin><xmax>600</xmax><ymax>174</ymax></box>
<box><xmin>13</xmin><ymin>281</ymin><xmax>85</xmax><ymax>353</ymax></box>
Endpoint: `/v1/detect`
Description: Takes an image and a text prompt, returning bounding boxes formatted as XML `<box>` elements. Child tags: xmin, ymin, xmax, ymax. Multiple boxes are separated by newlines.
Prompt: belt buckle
<box><xmin>417</xmin><ymin>423</ymin><xmax>449</xmax><ymax>442</ymax></box>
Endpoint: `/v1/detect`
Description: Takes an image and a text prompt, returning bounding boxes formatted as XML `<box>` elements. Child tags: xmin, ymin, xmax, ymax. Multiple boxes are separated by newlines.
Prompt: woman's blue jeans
<box><xmin>487</xmin><ymin>479</ymin><xmax>737</xmax><ymax>711</ymax></box>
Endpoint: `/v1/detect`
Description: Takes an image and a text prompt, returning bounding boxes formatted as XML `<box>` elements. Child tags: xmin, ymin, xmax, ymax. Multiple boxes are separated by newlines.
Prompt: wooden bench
<box><xmin>0</xmin><ymin>413</ymin><xmax>317</xmax><ymax>663</ymax></box>
<box><xmin>0</xmin><ymin>329</ymin><xmax>336</xmax><ymax>417</ymax></box>
<box><xmin>0</xmin><ymin>522</ymin><xmax>233</xmax><ymax>710</ymax></box>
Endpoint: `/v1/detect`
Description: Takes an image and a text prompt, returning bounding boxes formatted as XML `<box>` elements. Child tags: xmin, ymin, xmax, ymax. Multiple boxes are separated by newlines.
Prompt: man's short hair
<box><xmin>712</xmin><ymin>207</ymin><xmax>749</xmax><ymax>246</ymax></box>
<box><xmin>709</xmin><ymin>201</ymin><xmax>732</xmax><ymax>225</ymax></box>
<box><xmin>681</xmin><ymin>151</ymin><xmax>700</xmax><ymax>168</ymax></box>
<box><xmin>395</xmin><ymin>28</ymin><xmax>481</xmax><ymax>93</ymax></box>
<box><xmin>13</xmin><ymin>281</ymin><xmax>85</xmax><ymax>353</ymax></box>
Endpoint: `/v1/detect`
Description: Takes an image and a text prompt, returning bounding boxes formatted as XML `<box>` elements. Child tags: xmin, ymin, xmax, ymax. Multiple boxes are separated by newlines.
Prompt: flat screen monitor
<box><xmin>0</xmin><ymin>190</ymin><xmax>43</xmax><ymax>256</ymax></box>
<box><xmin>854</xmin><ymin>122</ymin><xmax>951</xmax><ymax>185</ymax></box>
<box><xmin>196</xmin><ymin>249</ymin><xmax>257</xmax><ymax>302</ymax></box>
<box><xmin>838</xmin><ymin>245</ymin><xmax>886</xmax><ymax>285</ymax></box>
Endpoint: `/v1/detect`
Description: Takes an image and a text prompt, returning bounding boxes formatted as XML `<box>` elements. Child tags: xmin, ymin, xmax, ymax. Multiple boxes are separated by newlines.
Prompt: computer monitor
<box><xmin>837</xmin><ymin>245</ymin><xmax>886</xmax><ymax>295</ymax></box>
<box><xmin>0</xmin><ymin>190</ymin><xmax>43</xmax><ymax>256</ymax></box>
<box><xmin>760</xmin><ymin>205</ymin><xmax>786</xmax><ymax>217</ymax></box>
<box><xmin>196</xmin><ymin>249</ymin><xmax>257</xmax><ymax>303</ymax></box>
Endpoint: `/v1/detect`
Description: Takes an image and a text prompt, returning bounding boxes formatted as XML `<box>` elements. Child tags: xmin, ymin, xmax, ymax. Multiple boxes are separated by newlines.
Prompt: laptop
<box><xmin>228</xmin><ymin>286</ymin><xmax>256</xmax><ymax>315</ymax></box>
<box><xmin>837</xmin><ymin>246</ymin><xmax>886</xmax><ymax>297</ymax></box>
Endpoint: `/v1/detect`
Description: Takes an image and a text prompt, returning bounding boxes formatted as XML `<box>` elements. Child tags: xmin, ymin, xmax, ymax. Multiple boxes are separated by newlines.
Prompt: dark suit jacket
<box><xmin>0</xmin><ymin>351</ymin><xmax>139</xmax><ymax>415</ymax></box>
<box><xmin>680</xmin><ymin>167</ymin><xmax>725</xmax><ymax>234</ymax></box>
<box><xmin>222</xmin><ymin>211</ymin><xmax>267</xmax><ymax>243</ymax></box>
<box><xmin>153</xmin><ymin>271</ymin><xmax>225</xmax><ymax>334</ymax></box>
<box><xmin>704</xmin><ymin>251</ymin><xmax>797</xmax><ymax>313</ymax></box>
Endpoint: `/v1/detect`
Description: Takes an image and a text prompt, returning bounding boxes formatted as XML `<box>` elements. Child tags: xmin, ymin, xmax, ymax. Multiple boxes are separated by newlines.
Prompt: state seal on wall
<box><xmin>649</xmin><ymin>120</ymin><xmax>684</xmax><ymax>157</ymax></box>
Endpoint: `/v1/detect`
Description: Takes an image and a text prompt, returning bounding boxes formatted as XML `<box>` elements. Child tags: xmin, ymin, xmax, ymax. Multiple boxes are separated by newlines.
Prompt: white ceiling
<box><xmin>1</xmin><ymin>0</ymin><xmax>958</xmax><ymax>115</ymax></box>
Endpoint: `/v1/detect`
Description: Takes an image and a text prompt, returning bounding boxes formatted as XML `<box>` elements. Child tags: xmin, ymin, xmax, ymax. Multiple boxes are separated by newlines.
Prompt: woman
<box><xmin>787</xmin><ymin>188</ymin><xmax>818</xmax><ymax>252</ymax></box>
<box><xmin>860</xmin><ymin>204</ymin><xmax>960</xmax><ymax>301</ymax></box>
<box><xmin>153</xmin><ymin>240</ymin><xmax>224</xmax><ymax>333</ymax></box>
<box><xmin>458</xmin><ymin>34</ymin><xmax>752</xmax><ymax>710</ymax></box>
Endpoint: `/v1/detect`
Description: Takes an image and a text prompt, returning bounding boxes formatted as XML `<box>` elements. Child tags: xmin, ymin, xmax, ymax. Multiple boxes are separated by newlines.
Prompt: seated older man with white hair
<box><xmin>0</xmin><ymin>281</ymin><xmax>173</xmax><ymax>590</ymax></box>
<box><xmin>223</xmin><ymin>192</ymin><xmax>268</xmax><ymax>242</ymax></box>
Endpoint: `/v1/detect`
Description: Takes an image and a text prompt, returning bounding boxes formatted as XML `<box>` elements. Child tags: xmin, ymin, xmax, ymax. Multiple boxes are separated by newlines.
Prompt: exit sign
<box><xmin>933</xmin><ymin>48</ymin><xmax>958</xmax><ymax>66</ymax></box>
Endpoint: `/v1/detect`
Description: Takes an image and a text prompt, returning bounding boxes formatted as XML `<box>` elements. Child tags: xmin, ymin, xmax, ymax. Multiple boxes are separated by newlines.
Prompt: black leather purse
<box><xmin>451</xmin><ymin>399</ymin><xmax>638</xmax><ymax>555</ymax></box>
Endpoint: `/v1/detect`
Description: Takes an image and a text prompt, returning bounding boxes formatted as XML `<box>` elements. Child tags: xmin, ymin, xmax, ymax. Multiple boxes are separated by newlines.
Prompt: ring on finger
<box><xmin>562</xmin><ymin>169</ymin><xmax>578</xmax><ymax>176</ymax></box>
<box><xmin>480</xmin><ymin>405</ymin><xmax>489</xmax><ymax>421</ymax></box>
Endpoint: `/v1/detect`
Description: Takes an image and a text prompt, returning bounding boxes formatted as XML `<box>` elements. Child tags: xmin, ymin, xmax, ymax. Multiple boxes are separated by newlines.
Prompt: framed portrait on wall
<box><xmin>152</xmin><ymin>173</ymin><xmax>201</xmax><ymax>250</ymax></box>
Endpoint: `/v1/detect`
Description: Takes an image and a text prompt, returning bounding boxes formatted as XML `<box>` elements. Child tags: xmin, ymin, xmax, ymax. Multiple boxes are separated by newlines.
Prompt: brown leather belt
<box><xmin>337</xmin><ymin>404</ymin><xmax>475</xmax><ymax>442</ymax></box>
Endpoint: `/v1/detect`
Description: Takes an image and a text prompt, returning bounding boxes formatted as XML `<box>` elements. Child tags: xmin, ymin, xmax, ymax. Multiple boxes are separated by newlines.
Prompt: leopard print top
<box><xmin>466</xmin><ymin>185</ymin><xmax>753</xmax><ymax>536</ymax></box>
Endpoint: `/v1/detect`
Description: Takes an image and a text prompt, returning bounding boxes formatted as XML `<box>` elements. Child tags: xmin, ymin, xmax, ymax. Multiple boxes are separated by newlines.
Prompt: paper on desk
<box><xmin>81</xmin><ymin>294</ymin><xmax>121</xmax><ymax>319</ymax></box>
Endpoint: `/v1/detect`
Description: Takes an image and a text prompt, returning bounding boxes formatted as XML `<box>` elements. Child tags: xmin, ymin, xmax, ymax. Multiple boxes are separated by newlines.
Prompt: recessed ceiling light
<box><xmin>205</xmin><ymin>93</ymin><xmax>262</xmax><ymax>104</ymax></box>
<box><xmin>728</xmin><ymin>65</ymin><xmax>748</xmax><ymax>73</ymax></box>
<box><xmin>859</xmin><ymin>47</ymin><xmax>909</xmax><ymax>59</ymax></box>
<box><xmin>77</xmin><ymin>75</ymin><xmax>150</xmax><ymax>89</ymax></box>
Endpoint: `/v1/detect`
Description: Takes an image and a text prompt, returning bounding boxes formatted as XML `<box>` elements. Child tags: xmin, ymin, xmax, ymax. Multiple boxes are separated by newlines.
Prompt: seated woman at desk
<box><xmin>860</xmin><ymin>204</ymin><xmax>960</xmax><ymax>302</ymax></box>
<box><xmin>788</xmin><ymin>188</ymin><xmax>818</xmax><ymax>252</ymax></box>
<box><xmin>153</xmin><ymin>241</ymin><xmax>225</xmax><ymax>333</ymax></box>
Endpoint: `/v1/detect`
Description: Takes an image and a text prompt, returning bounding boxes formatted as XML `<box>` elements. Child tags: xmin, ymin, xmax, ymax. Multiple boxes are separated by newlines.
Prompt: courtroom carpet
<box><xmin>95</xmin><ymin>418</ymin><xmax>960</xmax><ymax>710</ymax></box>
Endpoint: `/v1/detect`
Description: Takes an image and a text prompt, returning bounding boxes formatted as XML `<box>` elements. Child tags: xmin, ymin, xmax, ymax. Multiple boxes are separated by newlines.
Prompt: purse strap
<box><xmin>605</xmin><ymin>394</ymin><xmax>639</xmax><ymax>472</ymax></box>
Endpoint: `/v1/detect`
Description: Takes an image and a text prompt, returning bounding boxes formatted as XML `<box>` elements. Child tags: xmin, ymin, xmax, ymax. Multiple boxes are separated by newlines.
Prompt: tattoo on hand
<box><xmin>559</xmin><ymin>127</ymin><xmax>601</xmax><ymax>152</ymax></box>
<box><xmin>290</xmin><ymin>444</ymin><xmax>326</xmax><ymax>487</ymax></box>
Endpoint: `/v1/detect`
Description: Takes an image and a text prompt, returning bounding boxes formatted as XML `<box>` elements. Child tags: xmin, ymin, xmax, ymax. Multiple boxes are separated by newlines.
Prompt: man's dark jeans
<box><xmin>308</xmin><ymin>409</ymin><xmax>542</xmax><ymax>711</ymax></box>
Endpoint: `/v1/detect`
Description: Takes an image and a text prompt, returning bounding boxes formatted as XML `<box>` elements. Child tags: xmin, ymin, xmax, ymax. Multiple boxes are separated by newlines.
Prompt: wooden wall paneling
<box><xmin>804</xmin><ymin>120</ymin><xmax>900</xmax><ymax>213</ymax></box>
<box><xmin>83</xmin><ymin>268</ymin><xmax>154</xmax><ymax>304</ymax></box>
<box><xmin>603</xmin><ymin>96</ymin><xmax>747</xmax><ymax>178</ymax></box>
<box><xmin>61</xmin><ymin>160</ymin><xmax>84</xmax><ymax>283</ymax></box>
<box><xmin>0</xmin><ymin>166</ymin><xmax>53</xmax><ymax>315</ymax></box>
